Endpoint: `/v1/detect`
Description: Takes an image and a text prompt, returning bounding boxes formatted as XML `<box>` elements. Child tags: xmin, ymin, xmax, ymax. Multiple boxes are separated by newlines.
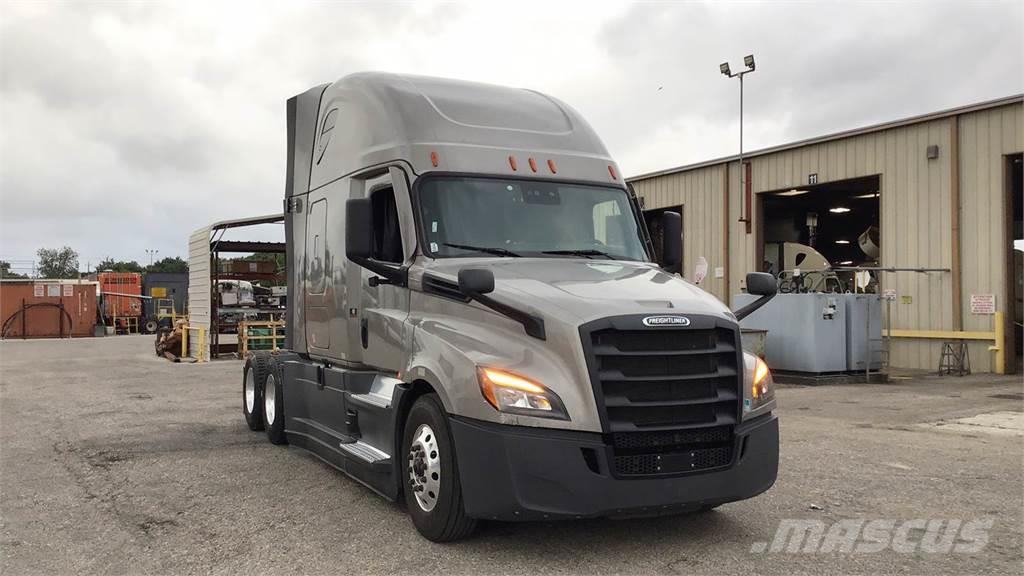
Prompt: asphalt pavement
<box><xmin>1</xmin><ymin>336</ymin><xmax>1021</xmax><ymax>575</ymax></box>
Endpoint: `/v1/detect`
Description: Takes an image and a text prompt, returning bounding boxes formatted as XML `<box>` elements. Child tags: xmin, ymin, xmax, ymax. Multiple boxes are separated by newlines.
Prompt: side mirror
<box><xmin>661</xmin><ymin>211</ymin><xmax>681</xmax><ymax>272</ymax></box>
<box><xmin>458</xmin><ymin>268</ymin><xmax>495</xmax><ymax>296</ymax></box>
<box><xmin>734</xmin><ymin>272</ymin><xmax>778</xmax><ymax>321</ymax></box>
<box><xmin>345</xmin><ymin>197</ymin><xmax>406</xmax><ymax>286</ymax></box>
<box><xmin>745</xmin><ymin>272</ymin><xmax>778</xmax><ymax>296</ymax></box>
<box><xmin>457</xmin><ymin>267</ymin><xmax>545</xmax><ymax>340</ymax></box>
<box><xmin>345</xmin><ymin>198</ymin><xmax>373</xmax><ymax>261</ymax></box>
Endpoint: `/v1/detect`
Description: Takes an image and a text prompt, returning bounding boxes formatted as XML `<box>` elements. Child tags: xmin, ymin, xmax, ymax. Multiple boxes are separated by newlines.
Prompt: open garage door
<box><xmin>759</xmin><ymin>175</ymin><xmax>880</xmax><ymax>293</ymax></box>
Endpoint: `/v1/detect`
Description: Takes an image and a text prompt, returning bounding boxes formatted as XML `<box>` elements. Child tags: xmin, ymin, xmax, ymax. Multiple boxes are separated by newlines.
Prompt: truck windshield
<box><xmin>418</xmin><ymin>177</ymin><xmax>649</xmax><ymax>261</ymax></box>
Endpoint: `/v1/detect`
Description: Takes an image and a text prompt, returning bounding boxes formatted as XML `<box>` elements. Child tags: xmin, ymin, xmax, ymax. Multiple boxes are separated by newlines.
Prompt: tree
<box><xmin>146</xmin><ymin>256</ymin><xmax>188</xmax><ymax>274</ymax></box>
<box><xmin>37</xmin><ymin>246</ymin><xmax>79</xmax><ymax>279</ymax></box>
<box><xmin>0</xmin><ymin>260</ymin><xmax>27</xmax><ymax>279</ymax></box>
<box><xmin>95</xmin><ymin>258</ymin><xmax>144</xmax><ymax>273</ymax></box>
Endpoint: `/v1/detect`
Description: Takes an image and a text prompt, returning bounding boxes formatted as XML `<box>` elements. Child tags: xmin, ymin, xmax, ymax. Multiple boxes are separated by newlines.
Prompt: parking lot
<box><xmin>1</xmin><ymin>335</ymin><xmax>1021</xmax><ymax>575</ymax></box>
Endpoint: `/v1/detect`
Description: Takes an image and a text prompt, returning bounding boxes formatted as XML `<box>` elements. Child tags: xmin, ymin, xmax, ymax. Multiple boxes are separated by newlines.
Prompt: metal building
<box><xmin>629</xmin><ymin>95</ymin><xmax>1023</xmax><ymax>373</ymax></box>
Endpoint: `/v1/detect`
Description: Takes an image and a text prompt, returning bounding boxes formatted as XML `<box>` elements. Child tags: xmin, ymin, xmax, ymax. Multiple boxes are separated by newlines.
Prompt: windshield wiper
<box><xmin>541</xmin><ymin>249</ymin><xmax>616</xmax><ymax>260</ymax></box>
<box><xmin>442</xmin><ymin>242</ymin><xmax>522</xmax><ymax>257</ymax></box>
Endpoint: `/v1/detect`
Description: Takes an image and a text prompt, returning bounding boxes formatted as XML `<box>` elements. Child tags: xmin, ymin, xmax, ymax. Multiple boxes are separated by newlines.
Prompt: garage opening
<box><xmin>1008</xmin><ymin>153</ymin><xmax>1022</xmax><ymax>371</ymax></box>
<box><xmin>759</xmin><ymin>175</ymin><xmax>880</xmax><ymax>293</ymax></box>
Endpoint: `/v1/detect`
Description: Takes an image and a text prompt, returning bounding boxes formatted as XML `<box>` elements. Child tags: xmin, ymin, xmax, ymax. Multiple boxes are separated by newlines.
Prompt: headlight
<box><xmin>477</xmin><ymin>367</ymin><xmax>569</xmax><ymax>420</ymax></box>
<box><xmin>742</xmin><ymin>351</ymin><xmax>776</xmax><ymax>420</ymax></box>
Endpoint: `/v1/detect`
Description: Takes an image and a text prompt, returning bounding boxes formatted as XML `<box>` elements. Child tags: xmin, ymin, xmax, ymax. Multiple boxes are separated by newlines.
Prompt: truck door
<box><xmin>350</xmin><ymin>167</ymin><xmax>414</xmax><ymax>372</ymax></box>
<box><xmin>305</xmin><ymin>195</ymin><xmax>331</xmax><ymax>351</ymax></box>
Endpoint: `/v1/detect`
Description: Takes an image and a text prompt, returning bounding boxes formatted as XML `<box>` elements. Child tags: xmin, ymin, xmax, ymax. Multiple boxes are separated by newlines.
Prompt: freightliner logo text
<box><xmin>642</xmin><ymin>316</ymin><xmax>691</xmax><ymax>327</ymax></box>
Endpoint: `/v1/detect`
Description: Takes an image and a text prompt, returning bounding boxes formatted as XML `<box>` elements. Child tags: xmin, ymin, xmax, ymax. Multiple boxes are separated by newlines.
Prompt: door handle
<box><xmin>360</xmin><ymin>318</ymin><xmax>369</xmax><ymax>349</ymax></box>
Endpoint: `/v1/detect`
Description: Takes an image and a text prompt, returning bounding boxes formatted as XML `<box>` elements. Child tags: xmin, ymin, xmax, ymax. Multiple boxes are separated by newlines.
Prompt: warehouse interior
<box><xmin>1010</xmin><ymin>153</ymin><xmax>1022</xmax><ymax>367</ymax></box>
<box><xmin>760</xmin><ymin>175</ymin><xmax>880</xmax><ymax>292</ymax></box>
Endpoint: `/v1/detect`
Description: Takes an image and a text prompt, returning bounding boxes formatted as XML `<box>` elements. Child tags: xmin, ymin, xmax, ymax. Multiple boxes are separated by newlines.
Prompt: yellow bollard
<box><xmin>988</xmin><ymin>311</ymin><xmax>1005</xmax><ymax>375</ymax></box>
<box><xmin>181</xmin><ymin>326</ymin><xmax>188</xmax><ymax>359</ymax></box>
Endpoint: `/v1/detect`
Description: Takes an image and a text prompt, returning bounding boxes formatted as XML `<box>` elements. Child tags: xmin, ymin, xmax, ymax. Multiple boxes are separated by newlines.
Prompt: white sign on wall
<box><xmin>970</xmin><ymin>294</ymin><xmax>996</xmax><ymax>315</ymax></box>
<box><xmin>63</xmin><ymin>284</ymin><xmax>74</xmax><ymax>297</ymax></box>
<box><xmin>33</xmin><ymin>284</ymin><xmax>44</xmax><ymax>297</ymax></box>
<box><xmin>46</xmin><ymin>284</ymin><xmax>60</xmax><ymax>297</ymax></box>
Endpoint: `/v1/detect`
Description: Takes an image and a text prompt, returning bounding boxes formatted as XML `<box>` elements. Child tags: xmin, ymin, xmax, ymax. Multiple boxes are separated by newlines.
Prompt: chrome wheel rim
<box><xmin>408</xmin><ymin>424</ymin><xmax>440</xmax><ymax>512</ymax></box>
<box><xmin>244</xmin><ymin>369</ymin><xmax>256</xmax><ymax>413</ymax></box>
<box><xmin>264</xmin><ymin>374</ymin><xmax>276</xmax><ymax>425</ymax></box>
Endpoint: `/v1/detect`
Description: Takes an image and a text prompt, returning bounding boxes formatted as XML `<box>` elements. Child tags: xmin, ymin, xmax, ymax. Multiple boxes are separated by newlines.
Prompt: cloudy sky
<box><xmin>1</xmin><ymin>0</ymin><xmax>1021</xmax><ymax>273</ymax></box>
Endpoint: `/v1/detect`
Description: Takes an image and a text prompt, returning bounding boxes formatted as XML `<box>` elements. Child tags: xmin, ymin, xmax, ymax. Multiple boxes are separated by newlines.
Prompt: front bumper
<box><xmin>450</xmin><ymin>414</ymin><xmax>779</xmax><ymax>521</ymax></box>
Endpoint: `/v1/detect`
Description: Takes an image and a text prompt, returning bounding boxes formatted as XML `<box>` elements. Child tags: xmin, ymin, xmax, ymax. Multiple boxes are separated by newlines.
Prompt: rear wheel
<box><xmin>262</xmin><ymin>358</ymin><xmax>287</xmax><ymax>445</ymax></box>
<box><xmin>242</xmin><ymin>354</ymin><xmax>270</xmax><ymax>431</ymax></box>
<box><xmin>402</xmin><ymin>394</ymin><xmax>477</xmax><ymax>542</ymax></box>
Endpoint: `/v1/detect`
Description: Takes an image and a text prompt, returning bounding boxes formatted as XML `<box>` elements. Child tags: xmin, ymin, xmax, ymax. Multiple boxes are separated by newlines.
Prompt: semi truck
<box><xmin>242</xmin><ymin>72</ymin><xmax>780</xmax><ymax>541</ymax></box>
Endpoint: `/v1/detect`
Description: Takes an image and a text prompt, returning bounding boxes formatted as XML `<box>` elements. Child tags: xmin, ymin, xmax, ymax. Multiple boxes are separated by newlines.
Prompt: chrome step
<box><xmin>338</xmin><ymin>440</ymin><xmax>390</xmax><ymax>464</ymax></box>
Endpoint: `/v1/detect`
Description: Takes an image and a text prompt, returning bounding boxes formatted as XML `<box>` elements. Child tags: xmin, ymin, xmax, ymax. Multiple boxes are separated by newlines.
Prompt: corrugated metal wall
<box><xmin>631</xmin><ymin>100</ymin><xmax>1022</xmax><ymax>372</ymax></box>
<box><xmin>187</xmin><ymin>227</ymin><xmax>212</xmax><ymax>359</ymax></box>
<box><xmin>634</xmin><ymin>166</ymin><xmax>729</xmax><ymax>301</ymax></box>
<box><xmin>959</xmin><ymin>104</ymin><xmax>1023</xmax><ymax>370</ymax></box>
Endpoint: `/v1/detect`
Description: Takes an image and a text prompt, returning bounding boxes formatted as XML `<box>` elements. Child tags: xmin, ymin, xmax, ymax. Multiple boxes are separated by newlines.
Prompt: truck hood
<box><xmin>421</xmin><ymin>258</ymin><xmax>735</xmax><ymax>326</ymax></box>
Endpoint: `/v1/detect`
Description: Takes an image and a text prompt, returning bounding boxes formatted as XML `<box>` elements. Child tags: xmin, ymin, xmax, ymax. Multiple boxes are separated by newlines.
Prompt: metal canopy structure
<box><xmin>187</xmin><ymin>214</ymin><xmax>285</xmax><ymax>360</ymax></box>
<box><xmin>212</xmin><ymin>241</ymin><xmax>287</xmax><ymax>254</ymax></box>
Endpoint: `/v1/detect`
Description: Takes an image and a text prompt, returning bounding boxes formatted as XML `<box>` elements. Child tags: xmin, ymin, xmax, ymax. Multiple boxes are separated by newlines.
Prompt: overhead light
<box><xmin>829</xmin><ymin>207</ymin><xmax>851</xmax><ymax>214</ymax></box>
<box><xmin>777</xmin><ymin>189</ymin><xmax>808</xmax><ymax>196</ymax></box>
<box><xmin>838</xmin><ymin>260</ymin><xmax>854</xmax><ymax>265</ymax></box>
<box><xmin>744</xmin><ymin>54</ymin><xmax>755</xmax><ymax>70</ymax></box>
<box><xmin>720</xmin><ymin>62</ymin><xmax>732</xmax><ymax>76</ymax></box>
<box><xmin>852</xmin><ymin>192</ymin><xmax>879</xmax><ymax>199</ymax></box>
<box><xmin>835</xmin><ymin>240</ymin><xmax>851</xmax><ymax>245</ymax></box>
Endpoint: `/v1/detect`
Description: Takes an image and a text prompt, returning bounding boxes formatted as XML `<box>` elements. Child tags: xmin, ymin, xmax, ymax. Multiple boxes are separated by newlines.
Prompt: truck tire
<box><xmin>262</xmin><ymin>357</ymin><xmax>287</xmax><ymax>445</ymax></box>
<box><xmin>402</xmin><ymin>394</ymin><xmax>477</xmax><ymax>542</ymax></box>
<box><xmin>242</xmin><ymin>354</ymin><xmax>270</xmax><ymax>431</ymax></box>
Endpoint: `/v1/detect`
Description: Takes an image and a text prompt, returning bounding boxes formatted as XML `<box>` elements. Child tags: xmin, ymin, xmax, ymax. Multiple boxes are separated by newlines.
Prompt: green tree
<box><xmin>146</xmin><ymin>256</ymin><xmax>188</xmax><ymax>273</ymax></box>
<box><xmin>0</xmin><ymin>260</ymin><xmax>27</xmax><ymax>279</ymax></box>
<box><xmin>37</xmin><ymin>246</ymin><xmax>79</xmax><ymax>279</ymax></box>
<box><xmin>95</xmin><ymin>258</ymin><xmax>144</xmax><ymax>273</ymax></box>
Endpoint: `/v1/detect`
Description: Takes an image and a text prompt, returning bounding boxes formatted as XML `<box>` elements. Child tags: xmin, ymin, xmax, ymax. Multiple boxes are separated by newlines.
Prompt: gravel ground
<box><xmin>1</xmin><ymin>335</ymin><xmax>1021</xmax><ymax>575</ymax></box>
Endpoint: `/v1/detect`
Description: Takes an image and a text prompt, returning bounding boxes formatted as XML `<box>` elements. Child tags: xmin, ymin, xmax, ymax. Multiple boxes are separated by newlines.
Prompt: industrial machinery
<box><xmin>240</xmin><ymin>73</ymin><xmax>780</xmax><ymax>541</ymax></box>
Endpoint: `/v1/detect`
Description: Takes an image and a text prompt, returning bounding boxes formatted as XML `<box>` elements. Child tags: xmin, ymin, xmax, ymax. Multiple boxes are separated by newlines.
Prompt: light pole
<box><xmin>145</xmin><ymin>249</ymin><xmax>159</xmax><ymax>266</ymax></box>
<box><xmin>720</xmin><ymin>54</ymin><xmax>756</xmax><ymax>226</ymax></box>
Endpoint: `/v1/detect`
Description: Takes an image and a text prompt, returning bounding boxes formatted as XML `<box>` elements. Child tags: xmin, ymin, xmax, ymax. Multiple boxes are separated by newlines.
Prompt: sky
<box><xmin>1</xmin><ymin>0</ymin><xmax>1021</xmax><ymax>274</ymax></box>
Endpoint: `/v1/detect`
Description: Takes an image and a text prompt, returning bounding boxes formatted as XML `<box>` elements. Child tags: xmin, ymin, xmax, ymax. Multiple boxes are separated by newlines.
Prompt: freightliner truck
<box><xmin>242</xmin><ymin>72</ymin><xmax>780</xmax><ymax>541</ymax></box>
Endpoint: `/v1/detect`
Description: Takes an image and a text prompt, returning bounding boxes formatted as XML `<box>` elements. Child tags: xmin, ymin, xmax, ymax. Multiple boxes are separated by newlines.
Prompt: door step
<box><xmin>348</xmin><ymin>391</ymin><xmax>391</xmax><ymax>410</ymax></box>
<box><xmin>338</xmin><ymin>440</ymin><xmax>390</xmax><ymax>466</ymax></box>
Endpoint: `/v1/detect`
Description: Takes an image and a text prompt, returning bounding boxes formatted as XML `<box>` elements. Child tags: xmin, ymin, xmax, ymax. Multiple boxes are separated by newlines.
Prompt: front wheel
<box><xmin>402</xmin><ymin>394</ymin><xmax>477</xmax><ymax>542</ymax></box>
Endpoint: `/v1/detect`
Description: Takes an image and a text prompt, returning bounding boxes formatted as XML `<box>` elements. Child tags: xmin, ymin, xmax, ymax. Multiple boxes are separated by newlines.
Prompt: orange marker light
<box><xmin>528</xmin><ymin>158</ymin><xmax>538</xmax><ymax>172</ymax></box>
<box><xmin>430</xmin><ymin>151</ymin><xmax>439</xmax><ymax>167</ymax></box>
<box><xmin>508</xmin><ymin>155</ymin><xmax>518</xmax><ymax>171</ymax></box>
<box><xmin>608</xmin><ymin>164</ymin><xmax>618</xmax><ymax>180</ymax></box>
<box><xmin>547</xmin><ymin>159</ymin><xmax>557</xmax><ymax>174</ymax></box>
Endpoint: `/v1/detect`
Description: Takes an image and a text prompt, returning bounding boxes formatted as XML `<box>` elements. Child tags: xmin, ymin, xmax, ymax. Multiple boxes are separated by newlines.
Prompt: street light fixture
<box><xmin>145</xmin><ymin>249</ymin><xmax>159</xmax><ymax>266</ymax></box>
<box><xmin>720</xmin><ymin>54</ymin><xmax>756</xmax><ymax>228</ymax></box>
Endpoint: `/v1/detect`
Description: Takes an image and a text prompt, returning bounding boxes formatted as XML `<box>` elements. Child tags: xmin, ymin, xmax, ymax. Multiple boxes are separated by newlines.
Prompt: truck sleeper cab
<box><xmin>241</xmin><ymin>72</ymin><xmax>780</xmax><ymax>542</ymax></box>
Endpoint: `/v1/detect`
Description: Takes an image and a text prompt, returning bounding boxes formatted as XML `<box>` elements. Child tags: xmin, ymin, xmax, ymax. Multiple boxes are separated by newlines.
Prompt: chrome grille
<box><xmin>580</xmin><ymin>316</ymin><xmax>742</xmax><ymax>477</ymax></box>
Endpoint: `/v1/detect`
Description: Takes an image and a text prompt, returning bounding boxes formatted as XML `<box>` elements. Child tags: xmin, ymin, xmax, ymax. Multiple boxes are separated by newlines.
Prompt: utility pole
<box><xmin>720</xmin><ymin>54</ymin><xmax>756</xmax><ymax>228</ymax></box>
<box><xmin>145</xmin><ymin>249</ymin><xmax>159</xmax><ymax>266</ymax></box>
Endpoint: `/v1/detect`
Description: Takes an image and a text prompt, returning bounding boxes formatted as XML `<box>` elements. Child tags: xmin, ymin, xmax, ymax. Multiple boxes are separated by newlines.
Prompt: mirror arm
<box><xmin>734</xmin><ymin>293</ymin><xmax>777</xmax><ymax>321</ymax></box>
<box><xmin>464</xmin><ymin>291</ymin><xmax>546</xmax><ymax>340</ymax></box>
<box><xmin>351</xmin><ymin>257</ymin><xmax>408</xmax><ymax>288</ymax></box>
